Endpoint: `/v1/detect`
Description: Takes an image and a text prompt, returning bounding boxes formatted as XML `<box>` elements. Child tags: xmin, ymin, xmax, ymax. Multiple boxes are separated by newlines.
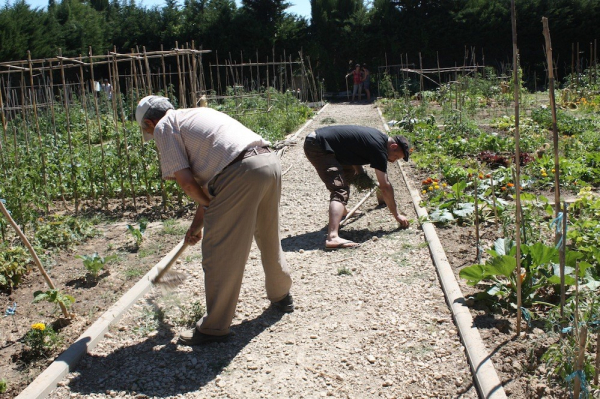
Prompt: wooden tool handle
<box><xmin>153</xmin><ymin>241</ymin><xmax>190</xmax><ymax>283</ymax></box>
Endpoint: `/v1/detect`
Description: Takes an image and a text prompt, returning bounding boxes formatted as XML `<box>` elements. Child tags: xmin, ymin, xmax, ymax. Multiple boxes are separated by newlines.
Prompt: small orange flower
<box><xmin>507</xmin><ymin>183</ymin><xmax>515</xmax><ymax>187</ymax></box>
<box><xmin>501</xmin><ymin>187</ymin><xmax>507</xmax><ymax>191</ymax></box>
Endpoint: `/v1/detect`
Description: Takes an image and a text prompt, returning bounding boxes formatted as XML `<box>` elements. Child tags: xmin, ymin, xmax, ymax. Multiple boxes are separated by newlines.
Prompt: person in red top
<box><xmin>345</xmin><ymin>64</ymin><xmax>363</xmax><ymax>102</ymax></box>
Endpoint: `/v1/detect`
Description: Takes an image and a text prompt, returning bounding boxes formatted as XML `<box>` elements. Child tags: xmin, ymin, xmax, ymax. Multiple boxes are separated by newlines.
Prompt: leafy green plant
<box><xmin>460</xmin><ymin>239</ymin><xmax>590</xmax><ymax>308</ymax></box>
<box><xmin>337</xmin><ymin>266</ymin><xmax>352</xmax><ymax>276</ymax></box>
<box><xmin>127</xmin><ymin>220</ymin><xmax>148</xmax><ymax>248</ymax></box>
<box><xmin>0</xmin><ymin>378</ymin><xmax>6</xmax><ymax>393</ymax></box>
<box><xmin>76</xmin><ymin>252</ymin><xmax>116</xmax><ymax>280</ymax></box>
<box><xmin>33</xmin><ymin>289</ymin><xmax>75</xmax><ymax>311</ymax></box>
<box><xmin>34</xmin><ymin>215</ymin><xmax>97</xmax><ymax>249</ymax></box>
<box><xmin>0</xmin><ymin>244</ymin><xmax>32</xmax><ymax>292</ymax></box>
<box><xmin>22</xmin><ymin>323</ymin><xmax>63</xmax><ymax>361</ymax></box>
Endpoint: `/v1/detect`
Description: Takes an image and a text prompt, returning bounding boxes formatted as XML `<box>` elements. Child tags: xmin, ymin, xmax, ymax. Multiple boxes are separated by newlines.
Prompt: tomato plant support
<box><xmin>110</xmin><ymin>48</ymin><xmax>137</xmax><ymax>211</ymax></box>
<box><xmin>59</xmin><ymin>48</ymin><xmax>80</xmax><ymax>214</ymax></box>
<box><xmin>78</xmin><ymin>54</ymin><xmax>96</xmax><ymax>203</ymax></box>
<box><xmin>88</xmin><ymin>47</ymin><xmax>109</xmax><ymax>210</ymax></box>
<box><xmin>27</xmin><ymin>51</ymin><xmax>49</xmax><ymax>214</ymax></box>
<box><xmin>510</xmin><ymin>0</ymin><xmax>523</xmax><ymax>335</ymax></box>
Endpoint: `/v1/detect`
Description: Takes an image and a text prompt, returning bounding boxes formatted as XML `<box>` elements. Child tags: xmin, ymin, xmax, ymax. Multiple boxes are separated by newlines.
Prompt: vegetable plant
<box><xmin>127</xmin><ymin>220</ymin><xmax>148</xmax><ymax>249</ymax></box>
<box><xmin>76</xmin><ymin>252</ymin><xmax>116</xmax><ymax>280</ymax></box>
<box><xmin>33</xmin><ymin>289</ymin><xmax>75</xmax><ymax>312</ymax></box>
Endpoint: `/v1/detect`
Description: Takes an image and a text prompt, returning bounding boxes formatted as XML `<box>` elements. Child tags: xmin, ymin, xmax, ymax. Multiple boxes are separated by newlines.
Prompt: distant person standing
<box><xmin>345</xmin><ymin>64</ymin><xmax>362</xmax><ymax>102</ymax></box>
<box><xmin>361</xmin><ymin>64</ymin><xmax>371</xmax><ymax>102</ymax></box>
<box><xmin>101</xmin><ymin>79</ymin><xmax>112</xmax><ymax>100</ymax></box>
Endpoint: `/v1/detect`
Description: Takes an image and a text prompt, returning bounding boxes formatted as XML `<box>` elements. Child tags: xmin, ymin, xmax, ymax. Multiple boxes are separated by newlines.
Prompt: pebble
<box><xmin>367</xmin><ymin>355</ymin><xmax>376</xmax><ymax>364</ymax></box>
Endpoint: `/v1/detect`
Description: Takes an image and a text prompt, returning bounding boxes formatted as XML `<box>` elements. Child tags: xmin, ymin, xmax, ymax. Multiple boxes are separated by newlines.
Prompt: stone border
<box><xmin>16</xmin><ymin>102</ymin><xmax>331</xmax><ymax>399</ymax></box>
<box><xmin>377</xmin><ymin>106</ymin><xmax>507</xmax><ymax>399</ymax></box>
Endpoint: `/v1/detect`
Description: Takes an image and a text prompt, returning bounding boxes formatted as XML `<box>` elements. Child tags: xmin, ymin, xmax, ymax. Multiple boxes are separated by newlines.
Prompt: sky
<box><xmin>22</xmin><ymin>0</ymin><xmax>312</xmax><ymax>20</ymax></box>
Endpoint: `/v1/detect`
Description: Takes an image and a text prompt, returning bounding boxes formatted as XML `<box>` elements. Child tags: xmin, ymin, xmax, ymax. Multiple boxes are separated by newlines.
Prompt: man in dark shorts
<box><xmin>304</xmin><ymin>125</ymin><xmax>411</xmax><ymax>249</ymax></box>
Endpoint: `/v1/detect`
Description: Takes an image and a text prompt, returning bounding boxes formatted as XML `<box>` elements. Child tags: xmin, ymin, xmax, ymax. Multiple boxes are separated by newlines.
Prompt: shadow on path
<box><xmin>66</xmin><ymin>307</ymin><xmax>285</xmax><ymax>397</ymax></box>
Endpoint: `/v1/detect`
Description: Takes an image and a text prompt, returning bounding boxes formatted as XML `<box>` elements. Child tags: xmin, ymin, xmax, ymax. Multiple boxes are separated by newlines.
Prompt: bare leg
<box><xmin>326</xmin><ymin>201</ymin><xmax>359</xmax><ymax>248</ymax></box>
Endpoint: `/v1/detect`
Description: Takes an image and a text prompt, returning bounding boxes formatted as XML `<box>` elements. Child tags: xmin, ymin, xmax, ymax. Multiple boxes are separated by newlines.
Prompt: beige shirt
<box><xmin>153</xmin><ymin>108</ymin><xmax>270</xmax><ymax>185</ymax></box>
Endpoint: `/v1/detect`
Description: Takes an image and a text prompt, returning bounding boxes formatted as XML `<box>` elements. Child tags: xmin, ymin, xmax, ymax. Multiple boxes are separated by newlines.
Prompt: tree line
<box><xmin>1</xmin><ymin>0</ymin><xmax>598</xmax><ymax>92</ymax></box>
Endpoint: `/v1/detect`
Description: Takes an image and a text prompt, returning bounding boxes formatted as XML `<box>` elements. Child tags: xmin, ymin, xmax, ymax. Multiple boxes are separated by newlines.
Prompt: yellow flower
<box><xmin>422</xmin><ymin>190</ymin><xmax>427</xmax><ymax>195</ymax></box>
<box><xmin>542</xmin><ymin>172</ymin><xmax>548</xmax><ymax>177</ymax></box>
<box><xmin>428</xmin><ymin>186</ymin><xmax>434</xmax><ymax>191</ymax></box>
<box><xmin>442</xmin><ymin>183</ymin><xmax>447</xmax><ymax>187</ymax></box>
<box><xmin>551</xmin><ymin>169</ymin><xmax>555</xmax><ymax>173</ymax></box>
<box><xmin>32</xmin><ymin>323</ymin><xmax>46</xmax><ymax>331</ymax></box>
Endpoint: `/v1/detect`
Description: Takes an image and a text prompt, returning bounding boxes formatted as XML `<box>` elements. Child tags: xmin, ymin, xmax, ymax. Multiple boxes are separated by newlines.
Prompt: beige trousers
<box><xmin>197</xmin><ymin>152</ymin><xmax>292</xmax><ymax>336</ymax></box>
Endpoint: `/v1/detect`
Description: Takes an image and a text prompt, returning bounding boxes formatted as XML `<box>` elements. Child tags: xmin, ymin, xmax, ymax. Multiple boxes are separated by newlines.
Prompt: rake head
<box><xmin>151</xmin><ymin>270</ymin><xmax>188</xmax><ymax>290</ymax></box>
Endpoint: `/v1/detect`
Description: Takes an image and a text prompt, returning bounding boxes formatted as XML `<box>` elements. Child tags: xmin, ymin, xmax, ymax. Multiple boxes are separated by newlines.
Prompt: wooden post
<box><xmin>511</xmin><ymin>0</ymin><xmax>523</xmax><ymax>335</ymax></box>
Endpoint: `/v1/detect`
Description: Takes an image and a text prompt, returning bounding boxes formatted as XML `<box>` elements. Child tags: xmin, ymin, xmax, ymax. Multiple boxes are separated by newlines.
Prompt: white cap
<box><xmin>135</xmin><ymin>95</ymin><xmax>172</xmax><ymax>142</ymax></box>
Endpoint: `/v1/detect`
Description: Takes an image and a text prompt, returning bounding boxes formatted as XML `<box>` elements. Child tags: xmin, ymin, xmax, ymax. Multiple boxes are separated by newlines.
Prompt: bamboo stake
<box><xmin>542</xmin><ymin>18</ymin><xmax>566</xmax><ymax>322</ymax></box>
<box><xmin>511</xmin><ymin>0</ymin><xmax>523</xmax><ymax>335</ymax></box>
<box><xmin>112</xmin><ymin>47</ymin><xmax>137</xmax><ymax>211</ymax></box>
<box><xmin>0</xmin><ymin>200</ymin><xmax>70</xmax><ymax>319</ymax></box>
<box><xmin>19</xmin><ymin>71</ymin><xmax>30</xmax><ymax>155</ymax></box>
<box><xmin>594</xmin><ymin>332</ymin><xmax>599</xmax><ymax>385</ymax></box>
<box><xmin>489</xmin><ymin>175</ymin><xmax>499</xmax><ymax>225</ymax></box>
<box><xmin>133</xmin><ymin>49</ymin><xmax>151</xmax><ymax>205</ymax></box>
<box><xmin>45</xmin><ymin>61</ymin><xmax>68</xmax><ymax>210</ymax></box>
<box><xmin>59</xmin><ymin>49</ymin><xmax>79</xmax><ymax>214</ymax></box>
<box><xmin>191</xmin><ymin>41</ymin><xmax>198</xmax><ymax>106</ymax></box>
<box><xmin>0</xmin><ymin>80</ymin><xmax>9</xmax><ymax>178</ymax></box>
<box><xmin>78</xmin><ymin>54</ymin><xmax>95</xmax><ymax>203</ymax></box>
<box><xmin>27</xmin><ymin>50</ymin><xmax>48</xmax><ymax>207</ymax></box>
<box><xmin>108</xmin><ymin>51</ymin><xmax>126</xmax><ymax>209</ymax></box>
<box><xmin>573</xmin><ymin>326</ymin><xmax>588</xmax><ymax>399</ymax></box>
<box><xmin>560</xmin><ymin>201</ymin><xmax>567</xmax><ymax>322</ymax></box>
<box><xmin>176</xmin><ymin>43</ymin><xmax>184</xmax><ymax>109</ymax></box>
<box><xmin>142</xmin><ymin>46</ymin><xmax>153</xmax><ymax>95</ymax></box>
<box><xmin>474</xmin><ymin>169</ymin><xmax>480</xmax><ymax>262</ymax></box>
<box><xmin>340</xmin><ymin>187</ymin><xmax>377</xmax><ymax>226</ymax></box>
<box><xmin>88</xmin><ymin>47</ymin><xmax>109</xmax><ymax>209</ymax></box>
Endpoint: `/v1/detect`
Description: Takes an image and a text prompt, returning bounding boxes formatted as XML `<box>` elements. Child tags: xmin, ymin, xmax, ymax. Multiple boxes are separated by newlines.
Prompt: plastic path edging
<box><xmin>377</xmin><ymin>106</ymin><xmax>508</xmax><ymax>399</ymax></box>
<box><xmin>16</xmin><ymin>240</ymin><xmax>185</xmax><ymax>399</ymax></box>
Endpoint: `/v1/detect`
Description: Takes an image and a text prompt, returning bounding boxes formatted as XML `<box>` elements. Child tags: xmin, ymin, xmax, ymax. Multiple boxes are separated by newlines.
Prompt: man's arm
<box><xmin>174</xmin><ymin>168</ymin><xmax>211</xmax><ymax>244</ymax></box>
<box><xmin>374</xmin><ymin>169</ymin><xmax>409</xmax><ymax>228</ymax></box>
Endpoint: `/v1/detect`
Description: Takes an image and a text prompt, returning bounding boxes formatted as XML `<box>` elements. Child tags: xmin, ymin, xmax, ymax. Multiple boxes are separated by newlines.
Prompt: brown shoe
<box><xmin>177</xmin><ymin>328</ymin><xmax>230</xmax><ymax>346</ymax></box>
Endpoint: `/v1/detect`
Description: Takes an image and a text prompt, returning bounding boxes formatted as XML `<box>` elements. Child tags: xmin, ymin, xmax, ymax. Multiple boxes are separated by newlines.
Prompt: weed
<box><xmin>0</xmin><ymin>378</ymin><xmax>6</xmax><ymax>393</ymax></box>
<box><xmin>161</xmin><ymin>219</ymin><xmax>187</xmax><ymax>236</ymax></box>
<box><xmin>175</xmin><ymin>300</ymin><xmax>206</xmax><ymax>328</ymax></box>
<box><xmin>124</xmin><ymin>267</ymin><xmax>144</xmax><ymax>279</ymax></box>
<box><xmin>337</xmin><ymin>266</ymin><xmax>352</xmax><ymax>276</ymax></box>
<box><xmin>133</xmin><ymin>305</ymin><xmax>165</xmax><ymax>335</ymax></box>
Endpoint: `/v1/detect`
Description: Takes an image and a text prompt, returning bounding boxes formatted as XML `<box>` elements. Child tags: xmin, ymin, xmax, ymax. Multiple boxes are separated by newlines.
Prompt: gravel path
<box><xmin>48</xmin><ymin>102</ymin><xmax>478</xmax><ymax>399</ymax></box>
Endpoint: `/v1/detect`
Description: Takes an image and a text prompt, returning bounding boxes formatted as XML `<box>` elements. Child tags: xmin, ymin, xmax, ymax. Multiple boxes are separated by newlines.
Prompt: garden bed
<box><xmin>0</xmin><ymin>201</ymin><xmax>194</xmax><ymax>397</ymax></box>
